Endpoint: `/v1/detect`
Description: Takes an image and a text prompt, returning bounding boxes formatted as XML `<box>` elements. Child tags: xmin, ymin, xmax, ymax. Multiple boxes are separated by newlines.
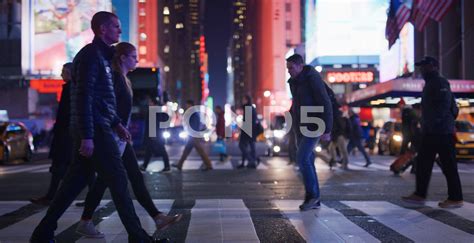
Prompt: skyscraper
<box><xmin>158</xmin><ymin>0</ymin><xmax>206</xmax><ymax>105</ymax></box>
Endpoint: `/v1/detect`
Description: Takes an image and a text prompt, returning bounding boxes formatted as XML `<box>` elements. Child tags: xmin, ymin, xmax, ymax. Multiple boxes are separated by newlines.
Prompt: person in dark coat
<box><xmin>286</xmin><ymin>54</ymin><xmax>333</xmax><ymax>211</ymax></box>
<box><xmin>76</xmin><ymin>43</ymin><xmax>181</xmax><ymax>238</ymax></box>
<box><xmin>30</xmin><ymin>12</ymin><xmax>163</xmax><ymax>243</ymax></box>
<box><xmin>237</xmin><ymin>94</ymin><xmax>258</xmax><ymax>169</ymax></box>
<box><xmin>140</xmin><ymin>96</ymin><xmax>171</xmax><ymax>172</ymax></box>
<box><xmin>347</xmin><ymin>109</ymin><xmax>372</xmax><ymax>167</ymax></box>
<box><xmin>214</xmin><ymin>105</ymin><xmax>229</xmax><ymax>162</ymax></box>
<box><xmin>402</xmin><ymin>56</ymin><xmax>463</xmax><ymax>208</ymax></box>
<box><xmin>30</xmin><ymin>63</ymin><xmax>73</xmax><ymax>206</ymax></box>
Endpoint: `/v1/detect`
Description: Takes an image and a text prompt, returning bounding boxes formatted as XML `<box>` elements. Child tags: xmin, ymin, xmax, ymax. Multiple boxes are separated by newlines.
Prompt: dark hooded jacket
<box><xmin>421</xmin><ymin>71</ymin><xmax>457</xmax><ymax>134</ymax></box>
<box><xmin>288</xmin><ymin>65</ymin><xmax>333</xmax><ymax>136</ymax></box>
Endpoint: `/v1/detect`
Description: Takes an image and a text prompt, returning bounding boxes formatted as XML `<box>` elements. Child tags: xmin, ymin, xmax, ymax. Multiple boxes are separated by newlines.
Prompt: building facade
<box><xmin>158</xmin><ymin>0</ymin><xmax>206</xmax><ymax>105</ymax></box>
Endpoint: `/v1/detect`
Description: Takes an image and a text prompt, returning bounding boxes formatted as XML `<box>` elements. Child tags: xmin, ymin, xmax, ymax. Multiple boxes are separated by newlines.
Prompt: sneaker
<box><xmin>154</xmin><ymin>213</ymin><xmax>183</xmax><ymax>231</ymax></box>
<box><xmin>76</xmin><ymin>220</ymin><xmax>105</xmax><ymax>238</ymax></box>
<box><xmin>75</xmin><ymin>201</ymin><xmax>85</xmax><ymax>207</ymax></box>
<box><xmin>438</xmin><ymin>199</ymin><xmax>463</xmax><ymax>208</ymax></box>
<box><xmin>171</xmin><ymin>164</ymin><xmax>182</xmax><ymax>171</ymax></box>
<box><xmin>30</xmin><ymin>196</ymin><xmax>51</xmax><ymax>206</ymax></box>
<box><xmin>299</xmin><ymin>198</ymin><xmax>321</xmax><ymax>211</ymax></box>
<box><xmin>160</xmin><ymin>167</ymin><xmax>171</xmax><ymax>173</ymax></box>
<box><xmin>401</xmin><ymin>193</ymin><xmax>425</xmax><ymax>205</ymax></box>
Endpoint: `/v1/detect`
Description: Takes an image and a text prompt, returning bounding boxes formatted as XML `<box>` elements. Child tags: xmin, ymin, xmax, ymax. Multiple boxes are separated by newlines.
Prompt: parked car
<box><xmin>377</xmin><ymin>121</ymin><xmax>402</xmax><ymax>155</ymax></box>
<box><xmin>265</xmin><ymin>115</ymin><xmax>290</xmax><ymax>156</ymax></box>
<box><xmin>455</xmin><ymin>120</ymin><xmax>474</xmax><ymax>160</ymax></box>
<box><xmin>0</xmin><ymin>122</ymin><xmax>34</xmax><ymax>163</ymax></box>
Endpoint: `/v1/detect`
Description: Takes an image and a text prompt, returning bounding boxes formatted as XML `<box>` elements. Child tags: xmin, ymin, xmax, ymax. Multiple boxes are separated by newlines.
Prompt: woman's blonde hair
<box><xmin>112</xmin><ymin>42</ymin><xmax>135</xmax><ymax>95</ymax></box>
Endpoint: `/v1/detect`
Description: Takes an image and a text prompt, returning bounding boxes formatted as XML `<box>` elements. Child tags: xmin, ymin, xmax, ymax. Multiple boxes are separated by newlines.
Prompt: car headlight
<box><xmin>179</xmin><ymin>131</ymin><xmax>188</xmax><ymax>139</ymax></box>
<box><xmin>273</xmin><ymin>130</ymin><xmax>285</xmax><ymax>139</ymax></box>
<box><xmin>163</xmin><ymin>131</ymin><xmax>171</xmax><ymax>139</ymax></box>
<box><xmin>392</xmin><ymin>134</ymin><xmax>402</xmax><ymax>142</ymax></box>
<box><xmin>273</xmin><ymin>145</ymin><xmax>281</xmax><ymax>153</ymax></box>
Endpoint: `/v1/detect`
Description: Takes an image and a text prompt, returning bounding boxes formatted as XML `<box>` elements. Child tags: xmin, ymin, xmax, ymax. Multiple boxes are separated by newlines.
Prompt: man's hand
<box><xmin>79</xmin><ymin>139</ymin><xmax>94</xmax><ymax>157</ymax></box>
<box><xmin>115</xmin><ymin>123</ymin><xmax>131</xmax><ymax>142</ymax></box>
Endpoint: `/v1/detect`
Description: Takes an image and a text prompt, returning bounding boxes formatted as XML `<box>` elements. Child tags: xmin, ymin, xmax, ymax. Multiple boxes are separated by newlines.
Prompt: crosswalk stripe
<box><xmin>0</xmin><ymin>201</ymin><xmax>30</xmax><ymax>216</ymax></box>
<box><xmin>75</xmin><ymin>200</ymin><xmax>174</xmax><ymax>243</ymax></box>
<box><xmin>186</xmin><ymin>199</ymin><xmax>259</xmax><ymax>242</ymax></box>
<box><xmin>274</xmin><ymin>200</ymin><xmax>380</xmax><ymax>242</ymax></box>
<box><xmin>342</xmin><ymin>201</ymin><xmax>474</xmax><ymax>242</ymax></box>
<box><xmin>0</xmin><ymin>164</ymin><xmax>50</xmax><ymax>175</ymax></box>
<box><xmin>425</xmin><ymin>201</ymin><xmax>474</xmax><ymax>222</ymax></box>
<box><xmin>0</xmin><ymin>200</ymin><xmax>109</xmax><ymax>242</ymax></box>
<box><xmin>0</xmin><ymin>200</ymin><xmax>473</xmax><ymax>242</ymax></box>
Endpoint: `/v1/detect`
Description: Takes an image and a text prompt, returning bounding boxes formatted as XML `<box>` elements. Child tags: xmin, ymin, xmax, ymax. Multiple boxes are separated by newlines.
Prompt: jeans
<box><xmin>415</xmin><ymin>134</ymin><xmax>463</xmax><ymax>201</ymax></box>
<box><xmin>142</xmin><ymin>138</ymin><xmax>170</xmax><ymax>169</ymax></box>
<box><xmin>81</xmin><ymin>142</ymin><xmax>161</xmax><ymax>220</ymax></box>
<box><xmin>239</xmin><ymin>137</ymin><xmax>256</xmax><ymax>166</ymax></box>
<box><xmin>31</xmin><ymin>126</ymin><xmax>150</xmax><ymax>242</ymax></box>
<box><xmin>347</xmin><ymin>138</ymin><xmax>371</xmax><ymax>164</ymax></box>
<box><xmin>296</xmin><ymin>135</ymin><xmax>320</xmax><ymax>199</ymax></box>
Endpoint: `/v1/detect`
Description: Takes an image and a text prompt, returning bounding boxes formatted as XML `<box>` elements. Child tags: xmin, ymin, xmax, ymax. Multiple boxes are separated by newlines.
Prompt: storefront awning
<box><xmin>346</xmin><ymin>78</ymin><xmax>474</xmax><ymax>107</ymax></box>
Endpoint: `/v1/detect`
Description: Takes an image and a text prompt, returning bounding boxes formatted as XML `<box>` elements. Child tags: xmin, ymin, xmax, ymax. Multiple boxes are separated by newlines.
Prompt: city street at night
<box><xmin>1</xmin><ymin>0</ymin><xmax>474</xmax><ymax>242</ymax></box>
<box><xmin>0</xmin><ymin>143</ymin><xmax>473</xmax><ymax>242</ymax></box>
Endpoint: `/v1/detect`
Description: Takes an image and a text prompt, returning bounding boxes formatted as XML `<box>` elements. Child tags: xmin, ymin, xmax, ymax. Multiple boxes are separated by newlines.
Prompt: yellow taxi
<box><xmin>455</xmin><ymin>120</ymin><xmax>474</xmax><ymax>160</ymax></box>
<box><xmin>0</xmin><ymin>122</ymin><xmax>34</xmax><ymax>163</ymax></box>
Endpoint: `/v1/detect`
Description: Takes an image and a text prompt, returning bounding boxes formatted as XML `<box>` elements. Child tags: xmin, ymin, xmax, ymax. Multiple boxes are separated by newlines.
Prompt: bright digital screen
<box><xmin>32</xmin><ymin>0</ymin><xmax>112</xmax><ymax>75</ymax></box>
<box><xmin>305</xmin><ymin>0</ymin><xmax>388</xmax><ymax>62</ymax></box>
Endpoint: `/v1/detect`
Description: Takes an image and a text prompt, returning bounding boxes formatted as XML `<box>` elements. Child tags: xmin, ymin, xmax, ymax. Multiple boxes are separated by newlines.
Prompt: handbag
<box><xmin>212</xmin><ymin>139</ymin><xmax>227</xmax><ymax>154</ymax></box>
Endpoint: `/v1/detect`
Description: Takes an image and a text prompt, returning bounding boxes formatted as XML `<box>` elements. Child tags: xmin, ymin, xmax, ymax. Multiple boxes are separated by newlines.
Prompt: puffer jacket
<box><xmin>421</xmin><ymin>71</ymin><xmax>456</xmax><ymax>135</ymax></box>
<box><xmin>288</xmin><ymin>65</ymin><xmax>333</xmax><ymax>136</ymax></box>
<box><xmin>70</xmin><ymin>37</ymin><xmax>121</xmax><ymax>139</ymax></box>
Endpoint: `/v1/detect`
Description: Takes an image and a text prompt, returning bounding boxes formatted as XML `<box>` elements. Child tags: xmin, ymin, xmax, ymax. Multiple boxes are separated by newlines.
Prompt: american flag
<box><xmin>411</xmin><ymin>0</ymin><xmax>455</xmax><ymax>31</ymax></box>
<box><xmin>386</xmin><ymin>0</ymin><xmax>412</xmax><ymax>49</ymax></box>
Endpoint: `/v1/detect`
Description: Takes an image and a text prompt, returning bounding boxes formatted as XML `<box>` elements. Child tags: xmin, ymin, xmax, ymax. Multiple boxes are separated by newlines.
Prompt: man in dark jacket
<box><xmin>347</xmin><ymin>109</ymin><xmax>372</xmax><ymax>167</ymax></box>
<box><xmin>286</xmin><ymin>54</ymin><xmax>333</xmax><ymax>211</ymax></box>
<box><xmin>31</xmin><ymin>12</ymin><xmax>160</xmax><ymax>243</ymax></box>
<box><xmin>402</xmin><ymin>56</ymin><xmax>463</xmax><ymax>208</ymax></box>
<box><xmin>30</xmin><ymin>63</ymin><xmax>74</xmax><ymax>206</ymax></box>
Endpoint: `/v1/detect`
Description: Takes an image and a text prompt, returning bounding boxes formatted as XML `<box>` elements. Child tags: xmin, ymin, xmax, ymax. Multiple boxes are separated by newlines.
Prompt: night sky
<box><xmin>204</xmin><ymin>0</ymin><xmax>232</xmax><ymax>107</ymax></box>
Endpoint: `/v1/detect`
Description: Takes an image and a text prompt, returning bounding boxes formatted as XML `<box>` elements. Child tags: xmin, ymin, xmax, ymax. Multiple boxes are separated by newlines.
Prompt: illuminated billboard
<box><xmin>29</xmin><ymin>0</ymin><xmax>112</xmax><ymax>76</ymax></box>
<box><xmin>305</xmin><ymin>0</ymin><xmax>388</xmax><ymax>62</ymax></box>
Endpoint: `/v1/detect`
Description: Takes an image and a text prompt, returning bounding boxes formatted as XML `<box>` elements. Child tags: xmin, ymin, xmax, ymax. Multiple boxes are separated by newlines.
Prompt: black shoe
<box><xmin>160</xmin><ymin>167</ymin><xmax>171</xmax><ymax>173</ymax></box>
<box><xmin>364</xmin><ymin>162</ymin><xmax>372</xmax><ymax>167</ymax></box>
<box><xmin>247</xmin><ymin>164</ymin><xmax>257</xmax><ymax>169</ymax></box>
<box><xmin>75</xmin><ymin>201</ymin><xmax>85</xmax><ymax>207</ymax></box>
<box><xmin>236</xmin><ymin>164</ymin><xmax>245</xmax><ymax>169</ymax></box>
<box><xmin>139</xmin><ymin>165</ymin><xmax>147</xmax><ymax>171</ymax></box>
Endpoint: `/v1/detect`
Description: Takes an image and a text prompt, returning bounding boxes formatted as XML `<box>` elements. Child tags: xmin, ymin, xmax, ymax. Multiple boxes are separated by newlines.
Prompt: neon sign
<box><xmin>327</xmin><ymin>71</ymin><xmax>374</xmax><ymax>83</ymax></box>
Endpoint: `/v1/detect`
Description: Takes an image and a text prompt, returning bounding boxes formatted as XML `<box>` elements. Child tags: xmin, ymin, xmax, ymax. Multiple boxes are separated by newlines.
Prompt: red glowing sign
<box><xmin>30</xmin><ymin>79</ymin><xmax>64</xmax><ymax>101</ymax></box>
<box><xmin>327</xmin><ymin>71</ymin><xmax>374</xmax><ymax>83</ymax></box>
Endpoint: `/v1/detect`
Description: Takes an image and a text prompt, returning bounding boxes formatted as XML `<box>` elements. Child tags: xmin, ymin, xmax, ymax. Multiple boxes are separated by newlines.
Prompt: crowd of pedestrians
<box><xmin>28</xmin><ymin>11</ymin><xmax>464</xmax><ymax>242</ymax></box>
